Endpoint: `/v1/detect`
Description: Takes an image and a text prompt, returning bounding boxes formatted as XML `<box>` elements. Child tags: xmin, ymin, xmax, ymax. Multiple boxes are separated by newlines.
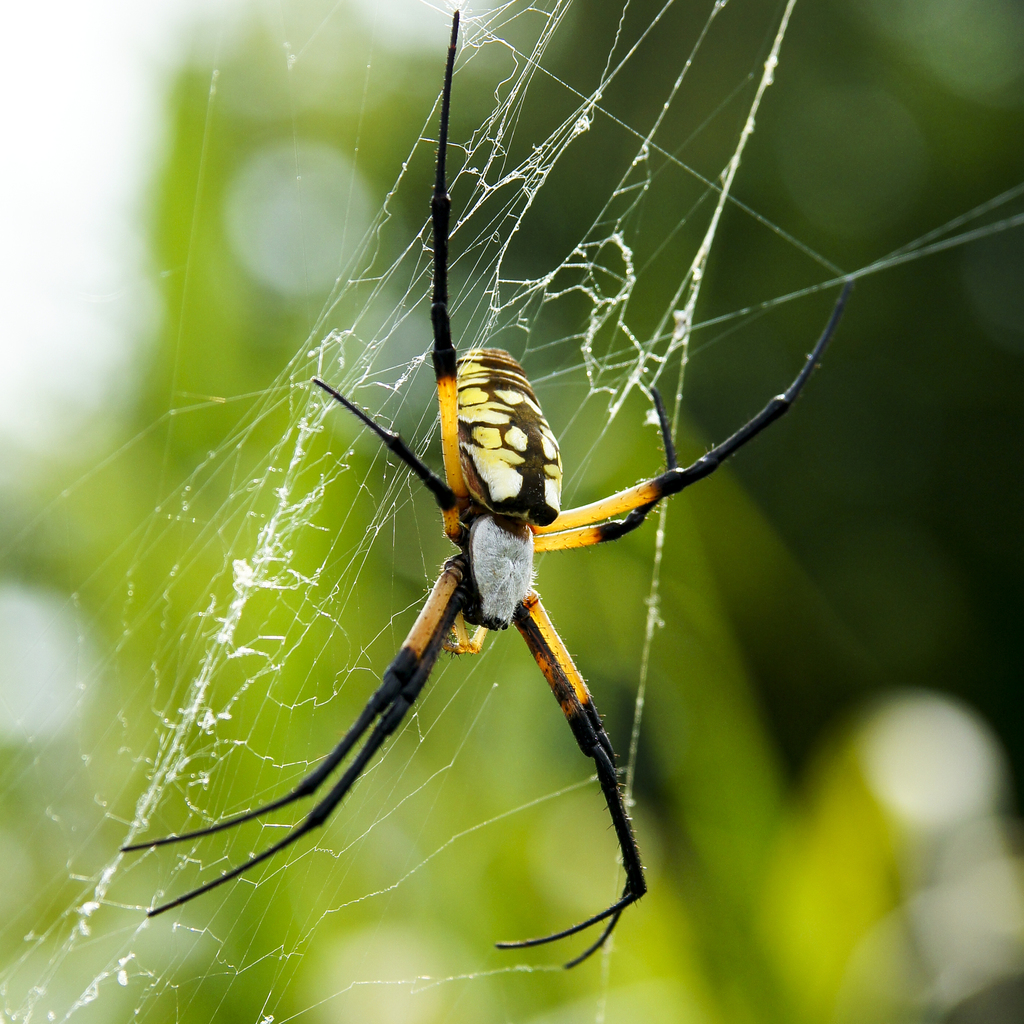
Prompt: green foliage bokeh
<box><xmin>2</xmin><ymin>1</ymin><xmax>1023</xmax><ymax>1022</ymax></box>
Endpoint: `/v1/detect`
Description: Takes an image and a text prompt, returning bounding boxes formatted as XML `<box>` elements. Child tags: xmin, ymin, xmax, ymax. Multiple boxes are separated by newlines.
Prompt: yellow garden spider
<box><xmin>124</xmin><ymin>11</ymin><xmax>851</xmax><ymax>967</ymax></box>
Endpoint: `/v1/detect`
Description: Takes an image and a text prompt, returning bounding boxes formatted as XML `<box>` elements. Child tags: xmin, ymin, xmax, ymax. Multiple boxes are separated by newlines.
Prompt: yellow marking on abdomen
<box><xmin>494</xmin><ymin>389</ymin><xmax>524</xmax><ymax>405</ymax></box>
<box><xmin>457</xmin><ymin>404</ymin><xmax>513</xmax><ymax>425</ymax></box>
<box><xmin>504</xmin><ymin>425</ymin><xmax>528</xmax><ymax>451</ymax></box>
<box><xmin>468</xmin><ymin>445</ymin><xmax>525</xmax><ymax>502</ymax></box>
<box><xmin>472</xmin><ymin>426</ymin><xmax>502</xmax><ymax>448</ymax></box>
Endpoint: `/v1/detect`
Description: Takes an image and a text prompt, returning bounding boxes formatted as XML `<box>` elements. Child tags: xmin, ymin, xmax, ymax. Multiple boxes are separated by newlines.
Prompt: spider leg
<box><xmin>131</xmin><ymin>561</ymin><xmax>467</xmax><ymax>916</ymax></box>
<box><xmin>496</xmin><ymin>592</ymin><xmax>646</xmax><ymax>968</ymax></box>
<box><xmin>650</xmin><ymin>385</ymin><xmax>678</xmax><ymax>471</ymax></box>
<box><xmin>124</xmin><ymin>565</ymin><xmax>462</xmax><ymax>853</ymax></box>
<box><xmin>429</xmin><ymin>13</ymin><xmax>469</xmax><ymax>511</ymax></box>
<box><xmin>312</xmin><ymin>377</ymin><xmax>460</xmax><ymax>538</ymax></box>
<box><xmin>534</xmin><ymin>386</ymin><xmax>675</xmax><ymax>553</ymax></box>
<box><xmin>120</xmin><ymin>678</ymin><xmax>393</xmax><ymax>851</ymax></box>
<box><xmin>314</xmin><ymin>17</ymin><xmax>466</xmax><ymax>541</ymax></box>
<box><xmin>533</xmin><ymin>280</ymin><xmax>853</xmax><ymax>550</ymax></box>
<box><xmin>443</xmin><ymin>611</ymin><xmax>488</xmax><ymax>654</ymax></box>
<box><xmin>564</xmin><ymin>909</ymin><xmax>624</xmax><ymax>970</ymax></box>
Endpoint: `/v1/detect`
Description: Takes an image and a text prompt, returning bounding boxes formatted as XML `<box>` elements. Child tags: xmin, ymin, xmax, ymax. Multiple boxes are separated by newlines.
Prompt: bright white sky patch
<box><xmin>0</xmin><ymin>0</ymin><xmax>244</xmax><ymax>474</ymax></box>
<box><xmin>0</xmin><ymin>584</ymin><xmax>93</xmax><ymax>740</ymax></box>
<box><xmin>0</xmin><ymin>0</ymin><xmax>461</xmax><ymax>480</ymax></box>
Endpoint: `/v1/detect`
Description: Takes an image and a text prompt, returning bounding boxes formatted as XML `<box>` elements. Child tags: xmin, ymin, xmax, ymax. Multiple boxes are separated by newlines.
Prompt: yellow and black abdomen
<box><xmin>456</xmin><ymin>349</ymin><xmax>563</xmax><ymax>526</ymax></box>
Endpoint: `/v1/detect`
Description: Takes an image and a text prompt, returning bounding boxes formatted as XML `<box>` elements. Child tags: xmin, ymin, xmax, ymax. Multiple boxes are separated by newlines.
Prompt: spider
<box><xmin>123</xmin><ymin>11</ymin><xmax>851</xmax><ymax>968</ymax></box>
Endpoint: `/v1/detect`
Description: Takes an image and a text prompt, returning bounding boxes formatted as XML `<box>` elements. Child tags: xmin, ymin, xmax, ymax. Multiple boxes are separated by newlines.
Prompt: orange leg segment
<box><xmin>499</xmin><ymin>592</ymin><xmax>646</xmax><ymax>967</ymax></box>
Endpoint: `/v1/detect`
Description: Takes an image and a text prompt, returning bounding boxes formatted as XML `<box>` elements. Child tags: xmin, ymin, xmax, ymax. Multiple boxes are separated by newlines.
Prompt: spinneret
<box><xmin>456</xmin><ymin>348</ymin><xmax>563</xmax><ymax>525</ymax></box>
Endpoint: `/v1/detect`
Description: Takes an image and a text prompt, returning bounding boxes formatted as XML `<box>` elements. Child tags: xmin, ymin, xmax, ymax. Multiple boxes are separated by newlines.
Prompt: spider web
<box><xmin>2</xmin><ymin>0</ymin><xmax>1024</xmax><ymax>1022</ymax></box>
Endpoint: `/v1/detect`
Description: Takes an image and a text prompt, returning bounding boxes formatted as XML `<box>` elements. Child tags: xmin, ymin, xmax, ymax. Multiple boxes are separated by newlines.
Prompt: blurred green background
<box><xmin>2</xmin><ymin>0</ymin><xmax>1023</xmax><ymax>1022</ymax></box>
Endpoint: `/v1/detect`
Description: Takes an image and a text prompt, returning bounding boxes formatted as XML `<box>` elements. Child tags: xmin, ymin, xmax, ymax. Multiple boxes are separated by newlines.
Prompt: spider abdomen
<box><xmin>467</xmin><ymin>515</ymin><xmax>534</xmax><ymax>629</ymax></box>
<box><xmin>456</xmin><ymin>348</ymin><xmax>563</xmax><ymax>527</ymax></box>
